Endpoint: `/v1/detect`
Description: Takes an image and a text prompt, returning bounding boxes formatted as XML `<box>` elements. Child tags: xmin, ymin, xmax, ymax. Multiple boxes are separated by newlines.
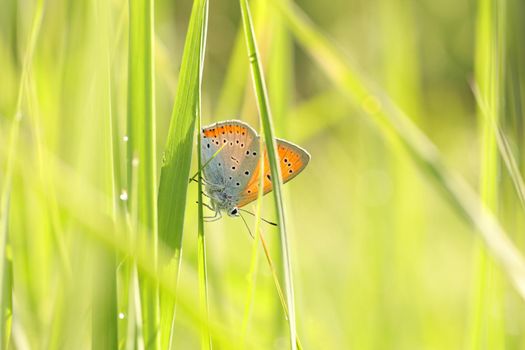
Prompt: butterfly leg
<box><xmin>196</xmin><ymin>200</ymin><xmax>215</xmax><ymax>212</ymax></box>
<box><xmin>204</xmin><ymin>210</ymin><xmax>222</xmax><ymax>222</ymax></box>
<box><xmin>189</xmin><ymin>177</ymin><xmax>208</xmax><ymax>186</ymax></box>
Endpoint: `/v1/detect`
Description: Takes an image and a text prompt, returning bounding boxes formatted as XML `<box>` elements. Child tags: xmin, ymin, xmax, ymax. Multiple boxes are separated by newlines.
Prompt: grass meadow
<box><xmin>2</xmin><ymin>0</ymin><xmax>525</xmax><ymax>348</ymax></box>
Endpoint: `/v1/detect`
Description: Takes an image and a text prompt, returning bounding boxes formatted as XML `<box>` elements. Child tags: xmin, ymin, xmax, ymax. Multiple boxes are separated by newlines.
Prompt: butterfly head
<box><xmin>227</xmin><ymin>207</ymin><xmax>240</xmax><ymax>217</ymax></box>
<box><xmin>206</xmin><ymin>185</ymin><xmax>240</xmax><ymax>215</ymax></box>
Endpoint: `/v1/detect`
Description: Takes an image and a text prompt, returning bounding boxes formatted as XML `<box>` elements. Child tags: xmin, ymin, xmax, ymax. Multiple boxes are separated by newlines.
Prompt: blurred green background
<box><xmin>2</xmin><ymin>0</ymin><xmax>525</xmax><ymax>348</ymax></box>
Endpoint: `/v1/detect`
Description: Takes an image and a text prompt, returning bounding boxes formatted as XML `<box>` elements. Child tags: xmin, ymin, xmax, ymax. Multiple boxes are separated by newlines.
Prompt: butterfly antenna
<box><xmin>238</xmin><ymin>212</ymin><xmax>254</xmax><ymax>239</ymax></box>
<box><xmin>238</xmin><ymin>208</ymin><xmax>278</xmax><ymax>226</ymax></box>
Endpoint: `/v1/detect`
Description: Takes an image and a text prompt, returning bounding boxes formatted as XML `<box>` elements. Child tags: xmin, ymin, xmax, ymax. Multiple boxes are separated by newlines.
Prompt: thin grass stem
<box><xmin>239</xmin><ymin>1</ymin><xmax>298</xmax><ymax>348</ymax></box>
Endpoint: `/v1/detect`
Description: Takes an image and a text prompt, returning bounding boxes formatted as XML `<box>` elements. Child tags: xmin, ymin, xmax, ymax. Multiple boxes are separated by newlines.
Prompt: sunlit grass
<box><xmin>239</xmin><ymin>0</ymin><xmax>299</xmax><ymax>349</ymax></box>
<box><xmin>2</xmin><ymin>0</ymin><xmax>525</xmax><ymax>348</ymax></box>
<box><xmin>157</xmin><ymin>0</ymin><xmax>209</xmax><ymax>347</ymax></box>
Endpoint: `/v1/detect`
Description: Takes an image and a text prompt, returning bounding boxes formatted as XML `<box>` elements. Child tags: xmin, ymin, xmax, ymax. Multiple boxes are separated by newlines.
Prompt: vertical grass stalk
<box><xmin>239</xmin><ymin>0</ymin><xmax>298</xmax><ymax>348</ymax></box>
<box><xmin>127</xmin><ymin>0</ymin><xmax>160</xmax><ymax>347</ymax></box>
<box><xmin>0</xmin><ymin>0</ymin><xmax>44</xmax><ymax>346</ymax></box>
<box><xmin>196</xmin><ymin>1</ymin><xmax>211</xmax><ymax>347</ymax></box>
<box><xmin>91</xmin><ymin>0</ymin><xmax>119</xmax><ymax>347</ymax></box>
<box><xmin>157</xmin><ymin>0</ymin><xmax>209</xmax><ymax>347</ymax></box>
<box><xmin>470</xmin><ymin>0</ymin><xmax>506</xmax><ymax>347</ymax></box>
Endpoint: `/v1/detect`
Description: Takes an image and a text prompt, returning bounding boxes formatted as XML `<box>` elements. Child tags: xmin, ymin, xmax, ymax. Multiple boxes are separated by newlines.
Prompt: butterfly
<box><xmin>200</xmin><ymin>120</ymin><xmax>310</xmax><ymax>221</ymax></box>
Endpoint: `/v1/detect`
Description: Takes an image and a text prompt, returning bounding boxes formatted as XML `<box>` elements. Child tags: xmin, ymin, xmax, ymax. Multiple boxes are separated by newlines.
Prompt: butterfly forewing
<box><xmin>201</xmin><ymin>120</ymin><xmax>260</xmax><ymax>198</ymax></box>
<box><xmin>237</xmin><ymin>139</ymin><xmax>310</xmax><ymax>208</ymax></box>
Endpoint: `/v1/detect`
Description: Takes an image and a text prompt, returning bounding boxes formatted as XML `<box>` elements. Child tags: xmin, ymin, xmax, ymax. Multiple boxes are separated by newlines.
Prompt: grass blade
<box><xmin>127</xmin><ymin>0</ymin><xmax>159</xmax><ymax>347</ymax></box>
<box><xmin>472</xmin><ymin>81</ymin><xmax>525</xmax><ymax>210</ymax></box>
<box><xmin>156</xmin><ymin>0</ymin><xmax>209</xmax><ymax>347</ymax></box>
<box><xmin>274</xmin><ymin>0</ymin><xmax>525</xmax><ymax>302</ymax></box>
<box><xmin>0</xmin><ymin>0</ymin><xmax>44</xmax><ymax>346</ymax></box>
<box><xmin>92</xmin><ymin>0</ymin><xmax>119</xmax><ymax>347</ymax></box>
<box><xmin>196</xmin><ymin>1</ymin><xmax>211</xmax><ymax>348</ymax></box>
<box><xmin>469</xmin><ymin>0</ymin><xmax>508</xmax><ymax>346</ymax></box>
<box><xmin>239</xmin><ymin>0</ymin><xmax>298</xmax><ymax>348</ymax></box>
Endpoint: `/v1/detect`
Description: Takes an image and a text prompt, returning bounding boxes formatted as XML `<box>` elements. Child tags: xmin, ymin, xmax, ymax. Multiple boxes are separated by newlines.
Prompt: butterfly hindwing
<box><xmin>237</xmin><ymin>138</ymin><xmax>311</xmax><ymax>208</ymax></box>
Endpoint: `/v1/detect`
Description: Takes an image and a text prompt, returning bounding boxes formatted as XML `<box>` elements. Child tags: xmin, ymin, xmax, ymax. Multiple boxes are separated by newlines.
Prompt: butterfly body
<box><xmin>201</xmin><ymin>120</ymin><xmax>310</xmax><ymax>219</ymax></box>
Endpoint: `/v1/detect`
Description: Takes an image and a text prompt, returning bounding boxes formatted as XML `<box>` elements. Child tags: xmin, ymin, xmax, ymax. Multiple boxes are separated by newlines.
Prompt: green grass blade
<box><xmin>0</xmin><ymin>201</ymin><xmax>12</xmax><ymax>350</ymax></box>
<box><xmin>127</xmin><ymin>0</ymin><xmax>159</xmax><ymax>347</ymax></box>
<box><xmin>274</xmin><ymin>0</ymin><xmax>525</xmax><ymax>301</ymax></box>
<box><xmin>378</xmin><ymin>0</ymin><xmax>425</xmax><ymax>345</ymax></box>
<box><xmin>156</xmin><ymin>0</ymin><xmax>209</xmax><ymax>347</ymax></box>
<box><xmin>268</xmin><ymin>7</ymin><xmax>293</xmax><ymax>133</ymax></box>
<box><xmin>239</xmin><ymin>0</ymin><xmax>298</xmax><ymax>348</ymax></box>
<box><xmin>469</xmin><ymin>0</ymin><xmax>506</xmax><ymax>347</ymax></box>
<box><xmin>0</xmin><ymin>0</ymin><xmax>44</xmax><ymax>346</ymax></box>
<box><xmin>196</xmin><ymin>1</ymin><xmax>211</xmax><ymax>348</ymax></box>
<box><xmin>92</xmin><ymin>0</ymin><xmax>119</xmax><ymax>347</ymax></box>
<box><xmin>241</xmin><ymin>223</ymin><xmax>260</xmax><ymax>346</ymax></box>
<box><xmin>476</xmin><ymin>89</ymin><xmax>525</xmax><ymax>210</ymax></box>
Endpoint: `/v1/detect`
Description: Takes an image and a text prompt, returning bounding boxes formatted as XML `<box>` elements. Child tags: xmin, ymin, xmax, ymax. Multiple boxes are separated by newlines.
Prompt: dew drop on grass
<box><xmin>118</xmin><ymin>312</ymin><xmax>125</xmax><ymax>320</ymax></box>
<box><xmin>119</xmin><ymin>190</ymin><xmax>128</xmax><ymax>201</ymax></box>
<box><xmin>132</xmin><ymin>157</ymin><xmax>139</xmax><ymax>167</ymax></box>
<box><xmin>123</xmin><ymin>135</ymin><xmax>129</xmax><ymax>142</ymax></box>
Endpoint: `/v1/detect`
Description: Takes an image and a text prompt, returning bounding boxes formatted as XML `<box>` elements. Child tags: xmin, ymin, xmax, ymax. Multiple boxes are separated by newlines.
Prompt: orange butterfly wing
<box><xmin>237</xmin><ymin>139</ymin><xmax>310</xmax><ymax>208</ymax></box>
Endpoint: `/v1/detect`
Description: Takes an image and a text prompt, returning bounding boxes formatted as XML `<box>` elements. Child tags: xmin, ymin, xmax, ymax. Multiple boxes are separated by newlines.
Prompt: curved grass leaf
<box><xmin>156</xmin><ymin>0</ymin><xmax>209</xmax><ymax>347</ymax></box>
